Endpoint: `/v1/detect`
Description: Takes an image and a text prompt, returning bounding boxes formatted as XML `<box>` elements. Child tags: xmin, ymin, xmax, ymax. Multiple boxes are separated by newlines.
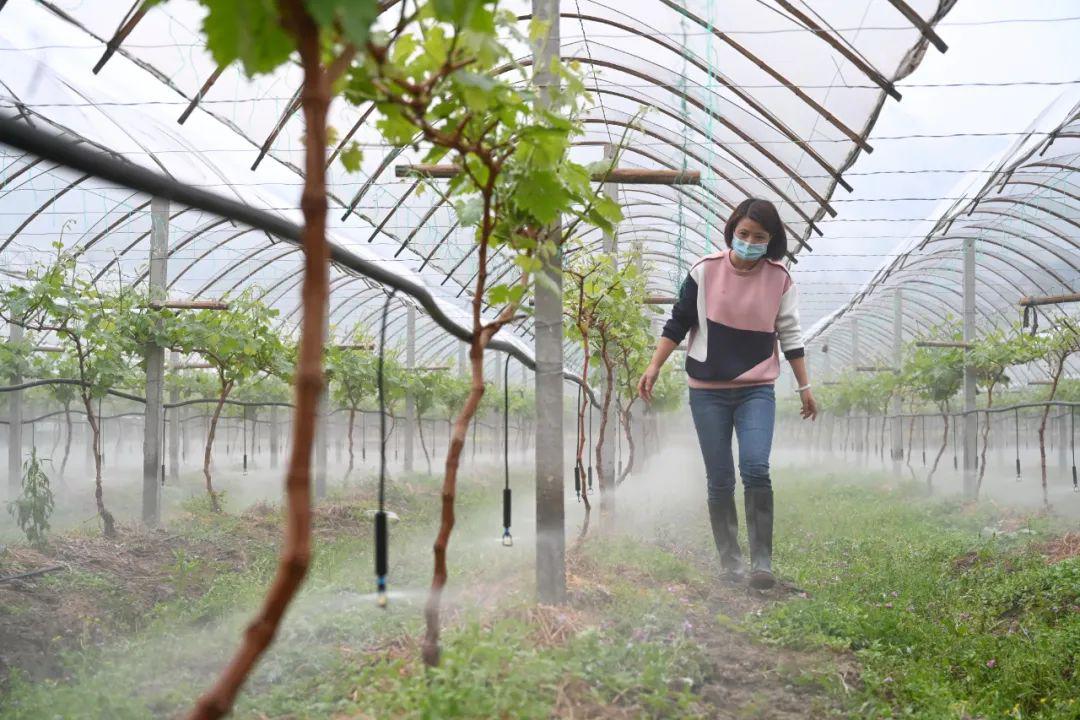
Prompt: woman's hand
<box><xmin>638</xmin><ymin>364</ymin><xmax>660</xmax><ymax>402</ymax></box>
<box><xmin>799</xmin><ymin>388</ymin><xmax>818</xmax><ymax>421</ymax></box>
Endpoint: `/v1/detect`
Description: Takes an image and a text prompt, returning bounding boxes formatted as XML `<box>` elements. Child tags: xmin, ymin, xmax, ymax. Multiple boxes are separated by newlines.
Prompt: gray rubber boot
<box><xmin>745</xmin><ymin>487</ymin><xmax>775</xmax><ymax>589</ymax></box>
<box><xmin>707</xmin><ymin>493</ymin><xmax>745</xmax><ymax>582</ymax></box>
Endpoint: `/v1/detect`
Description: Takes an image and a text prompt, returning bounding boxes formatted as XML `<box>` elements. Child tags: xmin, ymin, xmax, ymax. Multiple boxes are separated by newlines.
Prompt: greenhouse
<box><xmin>1</xmin><ymin>1</ymin><xmax>1078</xmax><ymax>718</ymax></box>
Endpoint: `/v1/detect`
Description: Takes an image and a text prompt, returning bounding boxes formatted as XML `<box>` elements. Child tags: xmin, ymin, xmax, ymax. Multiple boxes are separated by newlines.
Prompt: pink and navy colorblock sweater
<box><xmin>661</xmin><ymin>250</ymin><xmax>805</xmax><ymax>389</ymax></box>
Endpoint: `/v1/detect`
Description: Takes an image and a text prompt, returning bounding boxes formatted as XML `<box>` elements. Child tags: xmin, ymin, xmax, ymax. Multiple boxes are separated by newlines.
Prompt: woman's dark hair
<box><xmin>723</xmin><ymin>198</ymin><xmax>787</xmax><ymax>260</ymax></box>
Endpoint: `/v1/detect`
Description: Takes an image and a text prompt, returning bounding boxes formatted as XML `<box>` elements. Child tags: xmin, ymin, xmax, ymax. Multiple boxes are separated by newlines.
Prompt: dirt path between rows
<box><xmin>695</xmin><ymin>581</ymin><xmax>858</xmax><ymax>719</ymax></box>
<box><xmin>597</xmin><ymin>543</ymin><xmax>860</xmax><ymax>720</ymax></box>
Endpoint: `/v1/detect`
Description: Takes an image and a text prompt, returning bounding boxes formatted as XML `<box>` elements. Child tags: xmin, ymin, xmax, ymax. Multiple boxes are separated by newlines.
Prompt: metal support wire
<box><xmin>921</xmin><ymin>414</ymin><xmax>926</xmax><ymax>465</ymax></box>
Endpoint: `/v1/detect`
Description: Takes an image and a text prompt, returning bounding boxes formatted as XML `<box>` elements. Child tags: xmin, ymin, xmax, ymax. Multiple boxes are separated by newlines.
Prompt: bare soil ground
<box><xmin>0</xmin><ymin>497</ymin><xmax>373</xmax><ymax>687</ymax></box>
<box><xmin>1037</xmin><ymin>531</ymin><xmax>1080</xmax><ymax>564</ymax></box>
<box><xmin>566</xmin><ymin>548</ymin><xmax>855</xmax><ymax>719</ymax></box>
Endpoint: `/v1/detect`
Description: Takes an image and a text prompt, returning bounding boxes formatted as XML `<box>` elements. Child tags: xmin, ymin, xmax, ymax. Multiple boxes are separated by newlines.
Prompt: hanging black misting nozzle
<box><xmin>375</xmin><ymin>509</ymin><xmax>388</xmax><ymax>607</ymax></box>
<box><xmin>374</xmin><ymin>290</ymin><xmax>396</xmax><ymax>607</ymax></box>
<box><xmin>502</xmin><ymin>487</ymin><xmax>513</xmax><ymax>546</ymax></box>
<box><xmin>501</xmin><ymin>353</ymin><xmax>513</xmax><ymax>546</ymax></box>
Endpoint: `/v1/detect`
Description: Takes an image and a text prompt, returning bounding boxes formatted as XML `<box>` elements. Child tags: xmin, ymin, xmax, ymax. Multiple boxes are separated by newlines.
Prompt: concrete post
<box><xmin>404</xmin><ymin>304</ymin><xmax>416</xmax><ymax>473</ymax></box>
<box><xmin>142</xmin><ymin>197</ymin><xmax>168</xmax><ymax>526</ymax></box>
<box><xmin>7</xmin><ymin>323</ymin><xmax>23</xmax><ymax>496</ymax></box>
<box><xmin>168</xmin><ymin>351</ymin><xmax>180</xmax><ymax>482</ymax></box>
<box><xmin>962</xmin><ymin>236</ymin><xmax>978</xmax><ymax>499</ymax></box>
<box><xmin>598</xmin><ymin>143</ymin><xmax>618</xmax><ymax>523</ymax></box>
<box><xmin>269</xmin><ymin>405</ymin><xmax>280</xmax><ymax>469</ymax></box>
<box><xmin>891</xmin><ymin>290</ymin><xmax>903</xmax><ymax>472</ymax></box>
<box><xmin>851</xmin><ymin>318</ymin><xmax>861</xmax><ymax>453</ymax></box>
<box><xmin>533</xmin><ymin>0</ymin><xmax>566</xmax><ymax>605</ymax></box>
<box><xmin>1058</xmin><ymin>410</ymin><xmax>1068</xmax><ymax>474</ymax></box>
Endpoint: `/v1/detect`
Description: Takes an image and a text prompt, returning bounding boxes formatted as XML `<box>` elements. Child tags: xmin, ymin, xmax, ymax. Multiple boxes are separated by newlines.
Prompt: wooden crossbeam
<box><xmin>855</xmin><ymin>365</ymin><xmax>898</xmax><ymax>373</ymax></box>
<box><xmin>1020</xmin><ymin>293</ymin><xmax>1080</xmax><ymax>307</ymax></box>
<box><xmin>150</xmin><ymin>299</ymin><xmax>230</xmax><ymax>311</ymax></box>
<box><xmin>644</xmin><ymin>295</ymin><xmax>676</xmax><ymax>305</ymax></box>
<box><xmin>92</xmin><ymin>4</ymin><xmax>151</xmax><ymax>75</ymax></box>
<box><xmin>915</xmin><ymin>340</ymin><xmax>971</xmax><ymax>349</ymax></box>
<box><xmin>170</xmin><ymin>362</ymin><xmax>214</xmax><ymax>370</ymax></box>
<box><xmin>334</xmin><ymin>343</ymin><xmax>375</xmax><ymax>351</ymax></box>
<box><xmin>395</xmin><ymin>164</ymin><xmax>701</xmax><ymax>185</ymax></box>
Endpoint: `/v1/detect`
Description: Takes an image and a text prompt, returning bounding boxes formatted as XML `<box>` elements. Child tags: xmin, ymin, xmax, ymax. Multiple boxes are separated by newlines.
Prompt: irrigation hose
<box><xmin>496</xmin><ymin>351</ymin><xmax>514</xmax><ymax>548</ymax></box>
<box><xmin>374</xmin><ymin>289</ymin><xmax>396</xmax><ymax>608</ymax></box>
<box><xmin>587</xmin><ymin>395</ymin><xmax>594</xmax><ymax>494</ymax></box>
<box><xmin>502</xmin><ymin>352</ymin><xmax>513</xmax><ymax>546</ymax></box>
<box><xmin>575</xmin><ymin>385</ymin><xmax>583</xmax><ymax>502</ymax></box>
<box><xmin>617</xmin><ymin>402</ymin><xmax>623</xmax><ymax>478</ymax></box>
<box><xmin>952</xmin><ymin>414</ymin><xmax>958</xmax><ymax>471</ymax></box>
<box><xmin>921</xmin><ymin>415</ymin><xmax>926</xmax><ymax>466</ymax></box>
<box><xmin>160</xmin><ymin>405</ymin><xmax>167</xmax><ymax>486</ymax></box>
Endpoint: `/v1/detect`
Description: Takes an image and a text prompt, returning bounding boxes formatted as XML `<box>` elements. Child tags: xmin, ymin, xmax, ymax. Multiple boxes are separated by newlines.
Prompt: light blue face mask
<box><xmin>732</xmin><ymin>237</ymin><xmax>768</xmax><ymax>261</ymax></box>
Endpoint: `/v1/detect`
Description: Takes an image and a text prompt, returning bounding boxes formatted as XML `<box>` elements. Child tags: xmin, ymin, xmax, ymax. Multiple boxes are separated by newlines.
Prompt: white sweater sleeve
<box><xmin>776</xmin><ymin>282</ymin><xmax>805</xmax><ymax>359</ymax></box>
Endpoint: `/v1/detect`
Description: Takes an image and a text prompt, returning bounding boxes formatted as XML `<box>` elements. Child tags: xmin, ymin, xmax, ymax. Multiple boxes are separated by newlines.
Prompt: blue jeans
<box><xmin>688</xmin><ymin>385</ymin><xmax>775</xmax><ymax>502</ymax></box>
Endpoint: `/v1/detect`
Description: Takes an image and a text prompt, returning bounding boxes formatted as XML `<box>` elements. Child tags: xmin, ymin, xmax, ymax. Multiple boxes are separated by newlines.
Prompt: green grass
<box><xmin>248</xmin><ymin>537</ymin><xmax>712</xmax><ymax>719</ymax></box>
<box><xmin>6</xmin><ymin>471</ymin><xmax>1079</xmax><ymax>719</ymax></box>
<box><xmin>758</xmin><ymin>477</ymin><xmax>1080</xmax><ymax>719</ymax></box>
<box><xmin>248</xmin><ymin>608</ymin><xmax>708</xmax><ymax>720</ymax></box>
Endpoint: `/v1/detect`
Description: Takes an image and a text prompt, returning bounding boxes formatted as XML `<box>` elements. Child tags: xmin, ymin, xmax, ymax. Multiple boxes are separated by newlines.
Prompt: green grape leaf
<box><xmin>198</xmin><ymin>0</ymin><xmax>294</xmax><ymax>76</ymax></box>
<box><xmin>340</xmin><ymin>142</ymin><xmax>364</xmax><ymax>172</ymax></box>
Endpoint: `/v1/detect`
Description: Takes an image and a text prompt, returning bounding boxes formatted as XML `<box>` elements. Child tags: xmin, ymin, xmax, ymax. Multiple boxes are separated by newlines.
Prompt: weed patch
<box><xmin>755</xmin><ymin>479</ymin><xmax>1080</xmax><ymax>719</ymax></box>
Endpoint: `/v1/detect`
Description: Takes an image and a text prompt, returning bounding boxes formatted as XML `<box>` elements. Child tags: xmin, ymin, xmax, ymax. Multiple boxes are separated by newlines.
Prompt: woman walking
<box><xmin>638</xmin><ymin>198</ymin><xmax>817</xmax><ymax>589</ymax></box>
